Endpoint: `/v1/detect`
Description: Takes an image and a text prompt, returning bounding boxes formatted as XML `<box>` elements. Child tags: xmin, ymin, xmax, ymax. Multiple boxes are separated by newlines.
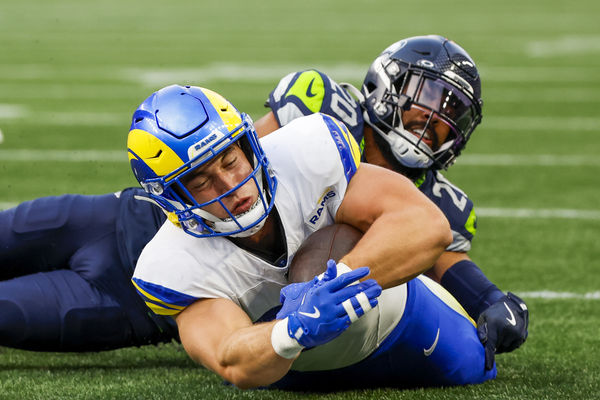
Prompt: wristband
<box><xmin>440</xmin><ymin>259</ymin><xmax>504</xmax><ymax>319</ymax></box>
<box><xmin>270</xmin><ymin>317</ymin><xmax>304</xmax><ymax>359</ymax></box>
<box><xmin>335</xmin><ymin>262</ymin><xmax>353</xmax><ymax>275</ymax></box>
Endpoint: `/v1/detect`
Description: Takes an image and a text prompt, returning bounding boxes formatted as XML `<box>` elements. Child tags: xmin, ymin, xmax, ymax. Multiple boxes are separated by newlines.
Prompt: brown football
<box><xmin>288</xmin><ymin>223</ymin><xmax>363</xmax><ymax>283</ymax></box>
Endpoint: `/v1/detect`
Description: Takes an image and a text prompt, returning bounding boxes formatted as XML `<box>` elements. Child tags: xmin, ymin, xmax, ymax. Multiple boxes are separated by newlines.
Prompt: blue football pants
<box><xmin>273</xmin><ymin>277</ymin><xmax>496</xmax><ymax>390</ymax></box>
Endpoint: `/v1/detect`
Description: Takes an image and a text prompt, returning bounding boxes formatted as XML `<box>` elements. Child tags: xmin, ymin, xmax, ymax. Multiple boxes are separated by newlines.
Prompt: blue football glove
<box><xmin>477</xmin><ymin>292</ymin><xmax>529</xmax><ymax>370</ymax></box>
<box><xmin>288</xmin><ymin>260</ymin><xmax>381</xmax><ymax>348</ymax></box>
<box><xmin>277</xmin><ymin>258</ymin><xmax>362</xmax><ymax>320</ymax></box>
<box><xmin>271</xmin><ymin>260</ymin><xmax>381</xmax><ymax>358</ymax></box>
<box><xmin>277</xmin><ymin>281</ymin><xmax>314</xmax><ymax>320</ymax></box>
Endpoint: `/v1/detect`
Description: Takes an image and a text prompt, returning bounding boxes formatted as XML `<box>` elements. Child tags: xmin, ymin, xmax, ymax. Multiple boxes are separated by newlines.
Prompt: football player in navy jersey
<box><xmin>254</xmin><ymin>35</ymin><xmax>528</xmax><ymax>370</ymax></box>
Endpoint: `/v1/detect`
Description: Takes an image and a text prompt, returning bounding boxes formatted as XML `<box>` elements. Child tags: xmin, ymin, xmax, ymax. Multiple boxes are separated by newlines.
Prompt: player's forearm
<box><xmin>340</xmin><ymin>206</ymin><xmax>451</xmax><ymax>289</ymax></box>
<box><xmin>213</xmin><ymin>320</ymin><xmax>295</xmax><ymax>389</ymax></box>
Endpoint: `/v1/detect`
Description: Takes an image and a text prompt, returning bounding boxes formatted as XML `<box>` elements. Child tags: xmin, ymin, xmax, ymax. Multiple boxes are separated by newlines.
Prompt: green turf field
<box><xmin>1</xmin><ymin>0</ymin><xmax>599</xmax><ymax>398</ymax></box>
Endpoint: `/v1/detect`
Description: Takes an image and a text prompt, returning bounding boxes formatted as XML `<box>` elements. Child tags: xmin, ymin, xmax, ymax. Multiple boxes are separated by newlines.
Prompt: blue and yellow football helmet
<box><xmin>127</xmin><ymin>84</ymin><xmax>277</xmax><ymax>238</ymax></box>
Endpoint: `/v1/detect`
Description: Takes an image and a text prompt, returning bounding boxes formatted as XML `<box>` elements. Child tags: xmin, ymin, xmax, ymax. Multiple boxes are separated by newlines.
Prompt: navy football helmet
<box><xmin>127</xmin><ymin>85</ymin><xmax>277</xmax><ymax>238</ymax></box>
<box><xmin>361</xmin><ymin>35</ymin><xmax>483</xmax><ymax>170</ymax></box>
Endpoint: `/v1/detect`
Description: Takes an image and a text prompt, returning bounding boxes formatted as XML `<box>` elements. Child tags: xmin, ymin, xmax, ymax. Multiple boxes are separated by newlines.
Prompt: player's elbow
<box><xmin>411</xmin><ymin>200</ymin><xmax>452</xmax><ymax>253</ymax></box>
<box><xmin>221</xmin><ymin>366</ymin><xmax>270</xmax><ymax>389</ymax></box>
<box><xmin>223</xmin><ymin>368</ymin><xmax>253</xmax><ymax>389</ymax></box>
<box><xmin>430</xmin><ymin>207</ymin><xmax>452</xmax><ymax>251</ymax></box>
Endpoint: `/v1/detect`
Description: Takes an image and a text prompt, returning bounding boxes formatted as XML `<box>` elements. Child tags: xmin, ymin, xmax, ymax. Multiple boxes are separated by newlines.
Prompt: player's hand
<box><xmin>277</xmin><ymin>258</ymin><xmax>361</xmax><ymax>320</ymax></box>
<box><xmin>477</xmin><ymin>292</ymin><xmax>529</xmax><ymax>370</ymax></box>
<box><xmin>275</xmin><ymin>260</ymin><xmax>381</xmax><ymax>352</ymax></box>
<box><xmin>277</xmin><ymin>281</ymin><xmax>314</xmax><ymax>320</ymax></box>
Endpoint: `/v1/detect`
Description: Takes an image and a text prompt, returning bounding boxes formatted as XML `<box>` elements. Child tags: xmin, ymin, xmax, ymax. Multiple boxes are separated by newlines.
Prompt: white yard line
<box><xmin>477</xmin><ymin>208</ymin><xmax>600</xmax><ymax>220</ymax></box>
<box><xmin>519</xmin><ymin>291</ymin><xmax>600</xmax><ymax>300</ymax></box>
<box><xmin>482</xmin><ymin>116</ymin><xmax>600</xmax><ymax>132</ymax></box>
<box><xmin>0</xmin><ymin>110</ymin><xmax>124</xmax><ymax>126</ymax></box>
<box><xmin>0</xmin><ymin>104</ymin><xmax>28</xmax><ymax>119</ymax></box>
<box><xmin>458</xmin><ymin>154</ymin><xmax>599</xmax><ymax>167</ymax></box>
<box><xmin>0</xmin><ymin>149</ymin><xmax>125</xmax><ymax>162</ymax></box>
<box><xmin>526</xmin><ymin>36</ymin><xmax>600</xmax><ymax>57</ymax></box>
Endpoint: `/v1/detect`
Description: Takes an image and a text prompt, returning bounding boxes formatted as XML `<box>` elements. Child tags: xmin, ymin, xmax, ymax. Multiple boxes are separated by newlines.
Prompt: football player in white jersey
<box><xmin>254</xmin><ymin>35</ymin><xmax>529</xmax><ymax>371</ymax></box>
<box><xmin>128</xmin><ymin>84</ymin><xmax>496</xmax><ymax>390</ymax></box>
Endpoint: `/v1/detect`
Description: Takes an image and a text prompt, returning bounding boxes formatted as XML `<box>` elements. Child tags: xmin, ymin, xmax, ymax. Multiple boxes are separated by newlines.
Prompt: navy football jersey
<box><xmin>115</xmin><ymin>188</ymin><xmax>167</xmax><ymax>273</ymax></box>
<box><xmin>267</xmin><ymin>70</ymin><xmax>476</xmax><ymax>251</ymax></box>
<box><xmin>415</xmin><ymin>170</ymin><xmax>476</xmax><ymax>252</ymax></box>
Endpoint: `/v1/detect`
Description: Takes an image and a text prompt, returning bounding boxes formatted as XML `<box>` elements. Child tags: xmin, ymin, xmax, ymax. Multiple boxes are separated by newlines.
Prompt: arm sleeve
<box><xmin>267</xmin><ymin>70</ymin><xmax>364</xmax><ymax>142</ymax></box>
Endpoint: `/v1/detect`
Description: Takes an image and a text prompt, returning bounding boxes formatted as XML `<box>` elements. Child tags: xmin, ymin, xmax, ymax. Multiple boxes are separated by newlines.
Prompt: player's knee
<box><xmin>61</xmin><ymin>307</ymin><xmax>132</xmax><ymax>351</ymax></box>
<box><xmin>446</xmin><ymin>342</ymin><xmax>497</xmax><ymax>385</ymax></box>
<box><xmin>0</xmin><ymin>300</ymin><xmax>27</xmax><ymax>345</ymax></box>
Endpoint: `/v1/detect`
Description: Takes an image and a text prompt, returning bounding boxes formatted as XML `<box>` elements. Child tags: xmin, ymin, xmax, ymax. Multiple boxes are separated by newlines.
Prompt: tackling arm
<box><xmin>336</xmin><ymin>163</ymin><xmax>452</xmax><ymax>289</ymax></box>
<box><xmin>254</xmin><ymin>111</ymin><xmax>280</xmax><ymax>138</ymax></box>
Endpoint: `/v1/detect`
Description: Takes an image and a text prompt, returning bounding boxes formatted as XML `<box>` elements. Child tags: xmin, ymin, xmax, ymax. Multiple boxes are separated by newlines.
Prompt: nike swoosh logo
<box><xmin>504</xmin><ymin>302</ymin><xmax>517</xmax><ymax>326</ymax></box>
<box><xmin>306</xmin><ymin>78</ymin><xmax>317</xmax><ymax>98</ymax></box>
<box><xmin>298</xmin><ymin>306</ymin><xmax>320</xmax><ymax>319</ymax></box>
<box><xmin>147</xmin><ymin>149</ymin><xmax>162</xmax><ymax>159</ymax></box>
<box><xmin>423</xmin><ymin>328</ymin><xmax>440</xmax><ymax>356</ymax></box>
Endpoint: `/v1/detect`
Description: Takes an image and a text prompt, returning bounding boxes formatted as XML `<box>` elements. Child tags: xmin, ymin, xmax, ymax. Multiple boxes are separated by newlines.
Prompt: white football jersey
<box><xmin>132</xmin><ymin>113</ymin><xmax>360</xmax><ymax>321</ymax></box>
<box><xmin>132</xmin><ymin>112</ymin><xmax>409</xmax><ymax>370</ymax></box>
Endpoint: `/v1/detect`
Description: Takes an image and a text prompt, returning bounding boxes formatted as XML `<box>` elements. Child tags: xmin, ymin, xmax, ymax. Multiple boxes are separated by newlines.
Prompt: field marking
<box><xmin>527</xmin><ymin>36</ymin><xmax>600</xmax><ymax>57</ymax></box>
<box><xmin>519</xmin><ymin>291</ymin><xmax>600</xmax><ymax>300</ymax></box>
<box><xmin>0</xmin><ymin>149</ymin><xmax>125</xmax><ymax>162</ymax></box>
<box><xmin>0</xmin><ymin>104</ymin><xmax>28</xmax><ymax>119</ymax></box>
<box><xmin>458</xmin><ymin>154</ymin><xmax>599</xmax><ymax>167</ymax></box>
<box><xmin>477</xmin><ymin>208</ymin><xmax>600</xmax><ymax>220</ymax></box>
<box><xmin>483</xmin><ymin>116</ymin><xmax>600</xmax><ymax>132</ymax></box>
<box><xmin>486</xmin><ymin>88</ymin><xmax>600</xmax><ymax>103</ymax></box>
<box><xmin>0</xmin><ymin>109</ymin><xmax>125</xmax><ymax>126</ymax></box>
